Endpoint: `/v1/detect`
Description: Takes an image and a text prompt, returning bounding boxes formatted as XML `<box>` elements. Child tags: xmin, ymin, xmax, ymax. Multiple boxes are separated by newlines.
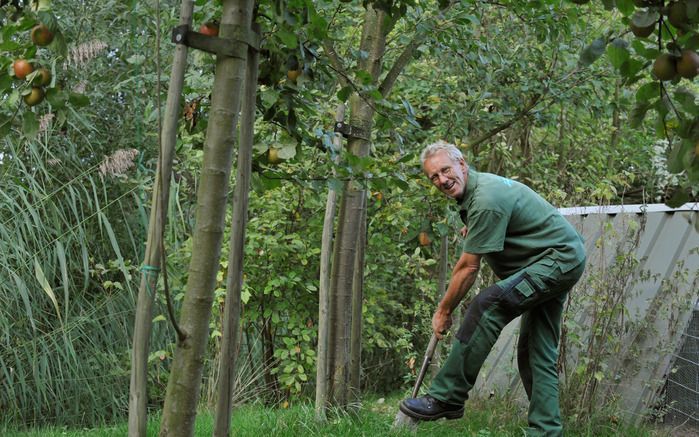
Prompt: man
<box><xmin>400</xmin><ymin>141</ymin><xmax>586</xmax><ymax>437</ymax></box>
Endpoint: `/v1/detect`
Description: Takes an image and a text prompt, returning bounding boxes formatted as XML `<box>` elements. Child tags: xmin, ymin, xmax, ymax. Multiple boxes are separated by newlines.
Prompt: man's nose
<box><xmin>438</xmin><ymin>174</ymin><xmax>449</xmax><ymax>185</ymax></box>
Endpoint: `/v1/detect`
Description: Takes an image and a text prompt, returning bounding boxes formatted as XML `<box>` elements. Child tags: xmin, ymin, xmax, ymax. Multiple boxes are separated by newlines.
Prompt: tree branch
<box><xmin>322</xmin><ymin>40</ymin><xmax>349</xmax><ymax>88</ymax></box>
<box><xmin>468</xmin><ymin>94</ymin><xmax>543</xmax><ymax>147</ymax></box>
<box><xmin>313</xmin><ymin>41</ymin><xmax>394</xmax><ymax>121</ymax></box>
<box><xmin>378</xmin><ymin>0</ymin><xmax>459</xmax><ymax>97</ymax></box>
<box><xmin>379</xmin><ymin>33</ymin><xmax>424</xmax><ymax>97</ymax></box>
<box><xmin>467</xmin><ymin>45</ymin><xmax>566</xmax><ymax>147</ymax></box>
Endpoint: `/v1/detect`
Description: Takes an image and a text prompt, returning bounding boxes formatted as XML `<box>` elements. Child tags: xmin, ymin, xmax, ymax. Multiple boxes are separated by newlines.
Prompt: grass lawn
<box><xmin>2</xmin><ymin>394</ymin><xmax>681</xmax><ymax>436</ymax></box>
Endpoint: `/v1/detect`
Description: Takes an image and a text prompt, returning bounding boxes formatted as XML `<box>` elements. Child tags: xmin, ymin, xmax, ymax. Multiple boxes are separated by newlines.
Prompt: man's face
<box><xmin>423</xmin><ymin>150</ymin><xmax>467</xmax><ymax>199</ymax></box>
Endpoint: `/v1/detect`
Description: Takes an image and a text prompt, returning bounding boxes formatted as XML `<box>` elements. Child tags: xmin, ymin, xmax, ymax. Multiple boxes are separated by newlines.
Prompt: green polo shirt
<box><xmin>458</xmin><ymin>167</ymin><xmax>585</xmax><ymax>279</ymax></box>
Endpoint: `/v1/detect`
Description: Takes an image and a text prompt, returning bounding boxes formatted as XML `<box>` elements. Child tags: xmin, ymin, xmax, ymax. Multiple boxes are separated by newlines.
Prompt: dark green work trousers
<box><xmin>428</xmin><ymin>257</ymin><xmax>585</xmax><ymax>437</ymax></box>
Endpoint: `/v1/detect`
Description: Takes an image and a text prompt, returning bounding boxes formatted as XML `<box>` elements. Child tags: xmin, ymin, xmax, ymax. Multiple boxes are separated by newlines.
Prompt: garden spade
<box><xmin>392</xmin><ymin>333</ymin><xmax>440</xmax><ymax>430</ymax></box>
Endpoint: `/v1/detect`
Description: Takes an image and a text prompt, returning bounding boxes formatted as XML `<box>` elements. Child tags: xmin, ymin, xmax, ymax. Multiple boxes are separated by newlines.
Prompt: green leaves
<box><xmin>276</xmin><ymin>29</ymin><xmax>298</xmax><ymax>49</ymax></box>
<box><xmin>631</xmin><ymin>39</ymin><xmax>659</xmax><ymax>60</ymax></box>
<box><xmin>579</xmin><ymin>37</ymin><xmax>607</xmax><ymax>67</ymax></box>
<box><xmin>674</xmin><ymin>87</ymin><xmax>699</xmax><ymax>115</ymax></box>
<box><xmin>22</xmin><ymin>110</ymin><xmax>38</xmax><ymax>138</ymax></box>
<box><xmin>307</xmin><ymin>9</ymin><xmax>328</xmax><ymax>41</ymax></box>
<box><xmin>355</xmin><ymin>69</ymin><xmax>373</xmax><ymax>85</ymax></box>
<box><xmin>636</xmin><ymin>82</ymin><xmax>660</xmax><ymax>102</ymax></box>
<box><xmin>0</xmin><ymin>114</ymin><xmax>10</xmax><ymax>137</ymax></box>
<box><xmin>600</xmin><ymin>0</ymin><xmax>616</xmax><ymax>10</ymax></box>
<box><xmin>337</xmin><ymin>86</ymin><xmax>352</xmax><ymax>102</ymax></box>
<box><xmin>275</xmin><ymin>142</ymin><xmax>297</xmax><ymax>160</ymax></box>
<box><xmin>688</xmin><ymin>0</ymin><xmax>699</xmax><ymax>21</ymax></box>
<box><xmin>615</xmin><ymin>0</ymin><xmax>636</xmax><ymax>16</ymax></box>
<box><xmin>68</xmin><ymin>92</ymin><xmax>89</xmax><ymax>107</ymax></box>
<box><xmin>607</xmin><ymin>39</ymin><xmax>630</xmax><ymax>70</ymax></box>
<box><xmin>34</xmin><ymin>259</ymin><xmax>61</xmax><ymax>324</ymax></box>
<box><xmin>0</xmin><ymin>39</ymin><xmax>22</xmax><ymax>51</ymax></box>
<box><xmin>667</xmin><ymin>188</ymin><xmax>690</xmax><ymax>207</ymax></box>
<box><xmin>631</xmin><ymin>9</ymin><xmax>659</xmax><ymax>28</ymax></box>
<box><xmin>667</xmin><ymin>139</ymin><xmax>694</xmax><ymax>173</ymax></box>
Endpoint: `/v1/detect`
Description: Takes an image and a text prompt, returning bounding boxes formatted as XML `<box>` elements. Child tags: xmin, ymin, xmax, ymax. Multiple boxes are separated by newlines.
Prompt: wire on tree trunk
<box><xmin>160</xmin><ymin>239</ymin><xmax>186</xmax><ymax>342</ymax></box>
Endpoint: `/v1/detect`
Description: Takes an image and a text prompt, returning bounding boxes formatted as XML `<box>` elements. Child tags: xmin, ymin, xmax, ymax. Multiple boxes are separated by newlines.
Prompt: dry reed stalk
<box><xmin>99</xmin><ymin>148</ymin><xmax>139</xmax><ymax>177</ymax></box>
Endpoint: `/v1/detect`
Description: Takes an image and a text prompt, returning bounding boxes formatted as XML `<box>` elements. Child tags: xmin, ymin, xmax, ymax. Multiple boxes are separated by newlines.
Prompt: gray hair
<box><xmin>420</xmin><ymin>140</ymin><xmax>463</xmax><ymax>165</ymax></box>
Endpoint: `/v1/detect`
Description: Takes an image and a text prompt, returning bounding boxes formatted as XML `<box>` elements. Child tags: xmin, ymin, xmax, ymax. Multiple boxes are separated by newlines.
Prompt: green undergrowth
<box><xmin>3</xmin><ymin>394</ymin><xmax>673</xmax><ymax>437</ymax></box>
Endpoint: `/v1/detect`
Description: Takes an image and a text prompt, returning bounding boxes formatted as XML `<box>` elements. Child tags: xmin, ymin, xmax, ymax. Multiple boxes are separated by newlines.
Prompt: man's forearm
<box><xmin>431</xmin><ymin>252</ymin><xmax>481</xmax><ymax>337</ymax></box>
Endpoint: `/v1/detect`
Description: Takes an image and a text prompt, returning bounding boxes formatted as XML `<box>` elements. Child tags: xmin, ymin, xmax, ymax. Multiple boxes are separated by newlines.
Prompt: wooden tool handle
<box><xmin>411</xmin><ymin>333</ymin><xmax>439</xmax><ymax>398</ymax></box>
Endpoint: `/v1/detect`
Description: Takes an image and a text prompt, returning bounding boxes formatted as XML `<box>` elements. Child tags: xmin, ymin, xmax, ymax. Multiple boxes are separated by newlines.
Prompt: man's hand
<box><xmin>432</xmin><ymin>307</ymin><xmax>452</xmax><ymax>340</ymax></box>
<box><xmin>460</xmin><ymin>226</ymin><xmax>468</xmax><ymax>237</ymax></box>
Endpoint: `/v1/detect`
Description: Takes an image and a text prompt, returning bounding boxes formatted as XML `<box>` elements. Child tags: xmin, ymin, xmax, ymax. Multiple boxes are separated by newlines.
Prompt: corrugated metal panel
<box><xmin>469</xmin><ymin>204</ymin><xmax>699</xmax><ymax>425</ymax></box>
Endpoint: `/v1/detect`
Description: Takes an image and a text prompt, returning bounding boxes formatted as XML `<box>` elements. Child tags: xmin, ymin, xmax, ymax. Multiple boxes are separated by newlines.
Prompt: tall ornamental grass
<box><xmin>0</xmin><ymin>135</ymin><xmax>164</xmax><ymax>428</ymax></box>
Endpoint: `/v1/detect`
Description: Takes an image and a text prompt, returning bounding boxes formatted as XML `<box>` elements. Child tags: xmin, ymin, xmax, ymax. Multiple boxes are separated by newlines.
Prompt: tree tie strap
<box><xmin>334</xmin><ymin>121</ymin><xmax>370</xmax><ymax>141</ymax></box>
<box><xmin>171</xmin><ymin>24</ymin><xmax>260</xmax><ymax>59</ymax></box>
<box><xmin>140</xmin><ymin>265</ymin><xmax>160</xmax><ymax>295</ymax></box>
<box><xmin>140</xmin><ymin>264</ymin><xmax>161</xmax><ymax>274</ymax></box>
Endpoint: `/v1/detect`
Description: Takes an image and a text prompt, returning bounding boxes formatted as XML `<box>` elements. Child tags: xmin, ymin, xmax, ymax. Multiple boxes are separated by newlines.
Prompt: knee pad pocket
<box><xmin>455</xmin><ymin>283</ymin><xmax>503</xmax><ymax>344</ymax></box>
<box><xmin>500</xmin><ymin>273</ymin><xmax>538</xmax><ymax>312</ymax></box>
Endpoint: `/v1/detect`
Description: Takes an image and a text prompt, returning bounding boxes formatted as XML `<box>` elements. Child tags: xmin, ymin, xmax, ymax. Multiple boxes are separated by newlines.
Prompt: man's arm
<box><xmin>432</xmin><ymin>251</ymin><xmax>481</xmax><ymax>339</ymax></box>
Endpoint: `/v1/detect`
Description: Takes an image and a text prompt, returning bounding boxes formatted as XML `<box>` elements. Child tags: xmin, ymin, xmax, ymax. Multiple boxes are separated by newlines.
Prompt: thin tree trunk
<box><xmin>519</xmin><ymin>119</ymin><xmax>532</xmax><ymax>182</ymax></box>
<box><xmin>609</xmin><ymin>80</ymin><xmax>620</xmax><ymax>168</ymax></box>
<box><xmin>315</xmin><ymin>104</ymin><xmax>345</xmax><ymax>419</ymax></box>
<box><xmin>213</xmin><ymin>24</ymin><xmax>259</xmax><ymax>437</ymax></box>
<box><xmin>556</xmin><ymin>106</ymin><xmax>566</xmax><ymax>174</ymax></box>
<box><xmin>327</xmin><ymin>187</ymin><xmax>363</xmax><ymax>406</ymax></box>
<box><xmin>487</xmin><ymin>142</ymin><xmax>500</xmax><ymax>174</ymax></box>
<box><xmin>159</xmin><ymin>0</ymin><xmax>253</xmax><ymax>434</ymax></box>
<box><xmin>128</xmin><ymin>2</ymin><xmax>193</xmax><ymax>436</ymax></box>
<box><xmin>327</xmin><ymin>4</ymin><xmax>386</xmax><ymax>407</ymax></box>
<box><xmin>430</xmin><ymin>233</ymin><xmax>449</xmax><ymax>378</ymax></box>
<box><xmin>261</xmin><ymin>313</ymin><xmax>280</xmax><ymax>401</ymax></box>
<box><xmin>349</xmin><ymin>194</ymin><xmax>367</xmax><ymax>402</ymax></box>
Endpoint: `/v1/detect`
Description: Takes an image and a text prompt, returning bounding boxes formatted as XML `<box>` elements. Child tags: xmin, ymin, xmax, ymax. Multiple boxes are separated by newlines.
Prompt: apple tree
<box><xmin>575</xmin><ymin>0</ymin><xmax>699</xmax><ymax>208</ymax></box>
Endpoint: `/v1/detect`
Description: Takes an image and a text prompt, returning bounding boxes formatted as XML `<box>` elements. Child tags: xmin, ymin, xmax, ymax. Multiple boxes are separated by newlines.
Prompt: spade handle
<box><xmin>411</xmin><ymin>333</ymin><xmax>439</xmax><ymax>398</ymax></box>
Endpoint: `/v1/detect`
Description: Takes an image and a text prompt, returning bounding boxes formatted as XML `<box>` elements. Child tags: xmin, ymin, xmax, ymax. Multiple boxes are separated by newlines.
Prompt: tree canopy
<box><xmin>0</xmin><ymin>0</ymin><xmax>695</xmax><ymax>430</ymax></box>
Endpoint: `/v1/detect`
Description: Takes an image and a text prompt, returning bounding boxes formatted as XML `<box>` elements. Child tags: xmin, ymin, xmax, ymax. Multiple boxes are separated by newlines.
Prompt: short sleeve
<box><xmin>462</xmin><ymin>209</ymin><xmax>508</xmax><ymax>254</ymax></box>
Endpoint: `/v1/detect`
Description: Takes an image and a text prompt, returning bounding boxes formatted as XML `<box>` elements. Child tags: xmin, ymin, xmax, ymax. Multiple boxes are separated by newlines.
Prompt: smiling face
<box><xmin>423</xmin><ymin>150</ymin><xmax>468</xmax><ymax>200</ymax></box>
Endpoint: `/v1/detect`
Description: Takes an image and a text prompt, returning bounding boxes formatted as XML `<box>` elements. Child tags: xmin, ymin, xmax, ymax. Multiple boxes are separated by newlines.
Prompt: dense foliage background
<box><xmin>0</xmin><ymin>0</ymin><xmax>693</xmax><ymax>429</ymax></box>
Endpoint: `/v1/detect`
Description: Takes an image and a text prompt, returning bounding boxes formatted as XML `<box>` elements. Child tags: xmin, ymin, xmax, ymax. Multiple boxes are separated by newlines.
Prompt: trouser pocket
<box><xmin>501</xmin><ymin>258</ymin><xmax>562</xmax><ymax>312</ymax></box>
<box><xmin>501</xmin><ymin>272</ymin><xmax>538</xmax><ymax>311</ymax></box>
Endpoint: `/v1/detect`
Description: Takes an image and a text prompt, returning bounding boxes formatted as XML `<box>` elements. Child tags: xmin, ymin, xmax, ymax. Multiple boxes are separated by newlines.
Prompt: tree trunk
<box><xmin>349</xmin><ymin>194</ymin><xmax>367</xmax><ymax>402</ymax></box>
<box><xmin>327</xmin><ymin>4</ymin><xmax>386</xmax><ymax>407</ymax></box>
<box><xmin>158</xmin><ymin>0</ymin><xmax>253</xmax><ymax>434</ymax></box>
<box><xmin>556</xmin><ymin>106</ymin><xmax>567</xmax><ymax>175</ymax></box>
<box><xmin>128</xmin><ymin>2</ymin><xmax>193</xmax><ymax>436</ymax></box>
<box><xmin>609</xmin><ymin>80</ymin><xmax>620</xmax><ymax>169</ymax></box>
<box><xmin>213</xmin><ymin>24</ymin><xmax>259</xmax><ymax>437</ymax></box>
<box><xmin>261</xmin><ymin>312</ymin><xmax>281</xmax><ymax>401</ymax></box>
<box><xmin>327</xmin><ymin>187</ymin><xmax>362</xmax><ymax>406</ymax></box>
<box><xmin>320</xmin><ymin>0</ymin><xmax>444</xmax><ymax>409</ymax></box>
<box><xmin>430</xmin><ymin>233</ymin><xmax>449</xmax><ymax>378</ymax></box>
<box><xmin>519</xmin><ymin>119</ymin><xmax>532</xmax><ymax>183</ymax></box>
<box><xmin>315</xmin><ymin>104</ymin><xmax>345</xmax><ymax>419</ymax></box>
